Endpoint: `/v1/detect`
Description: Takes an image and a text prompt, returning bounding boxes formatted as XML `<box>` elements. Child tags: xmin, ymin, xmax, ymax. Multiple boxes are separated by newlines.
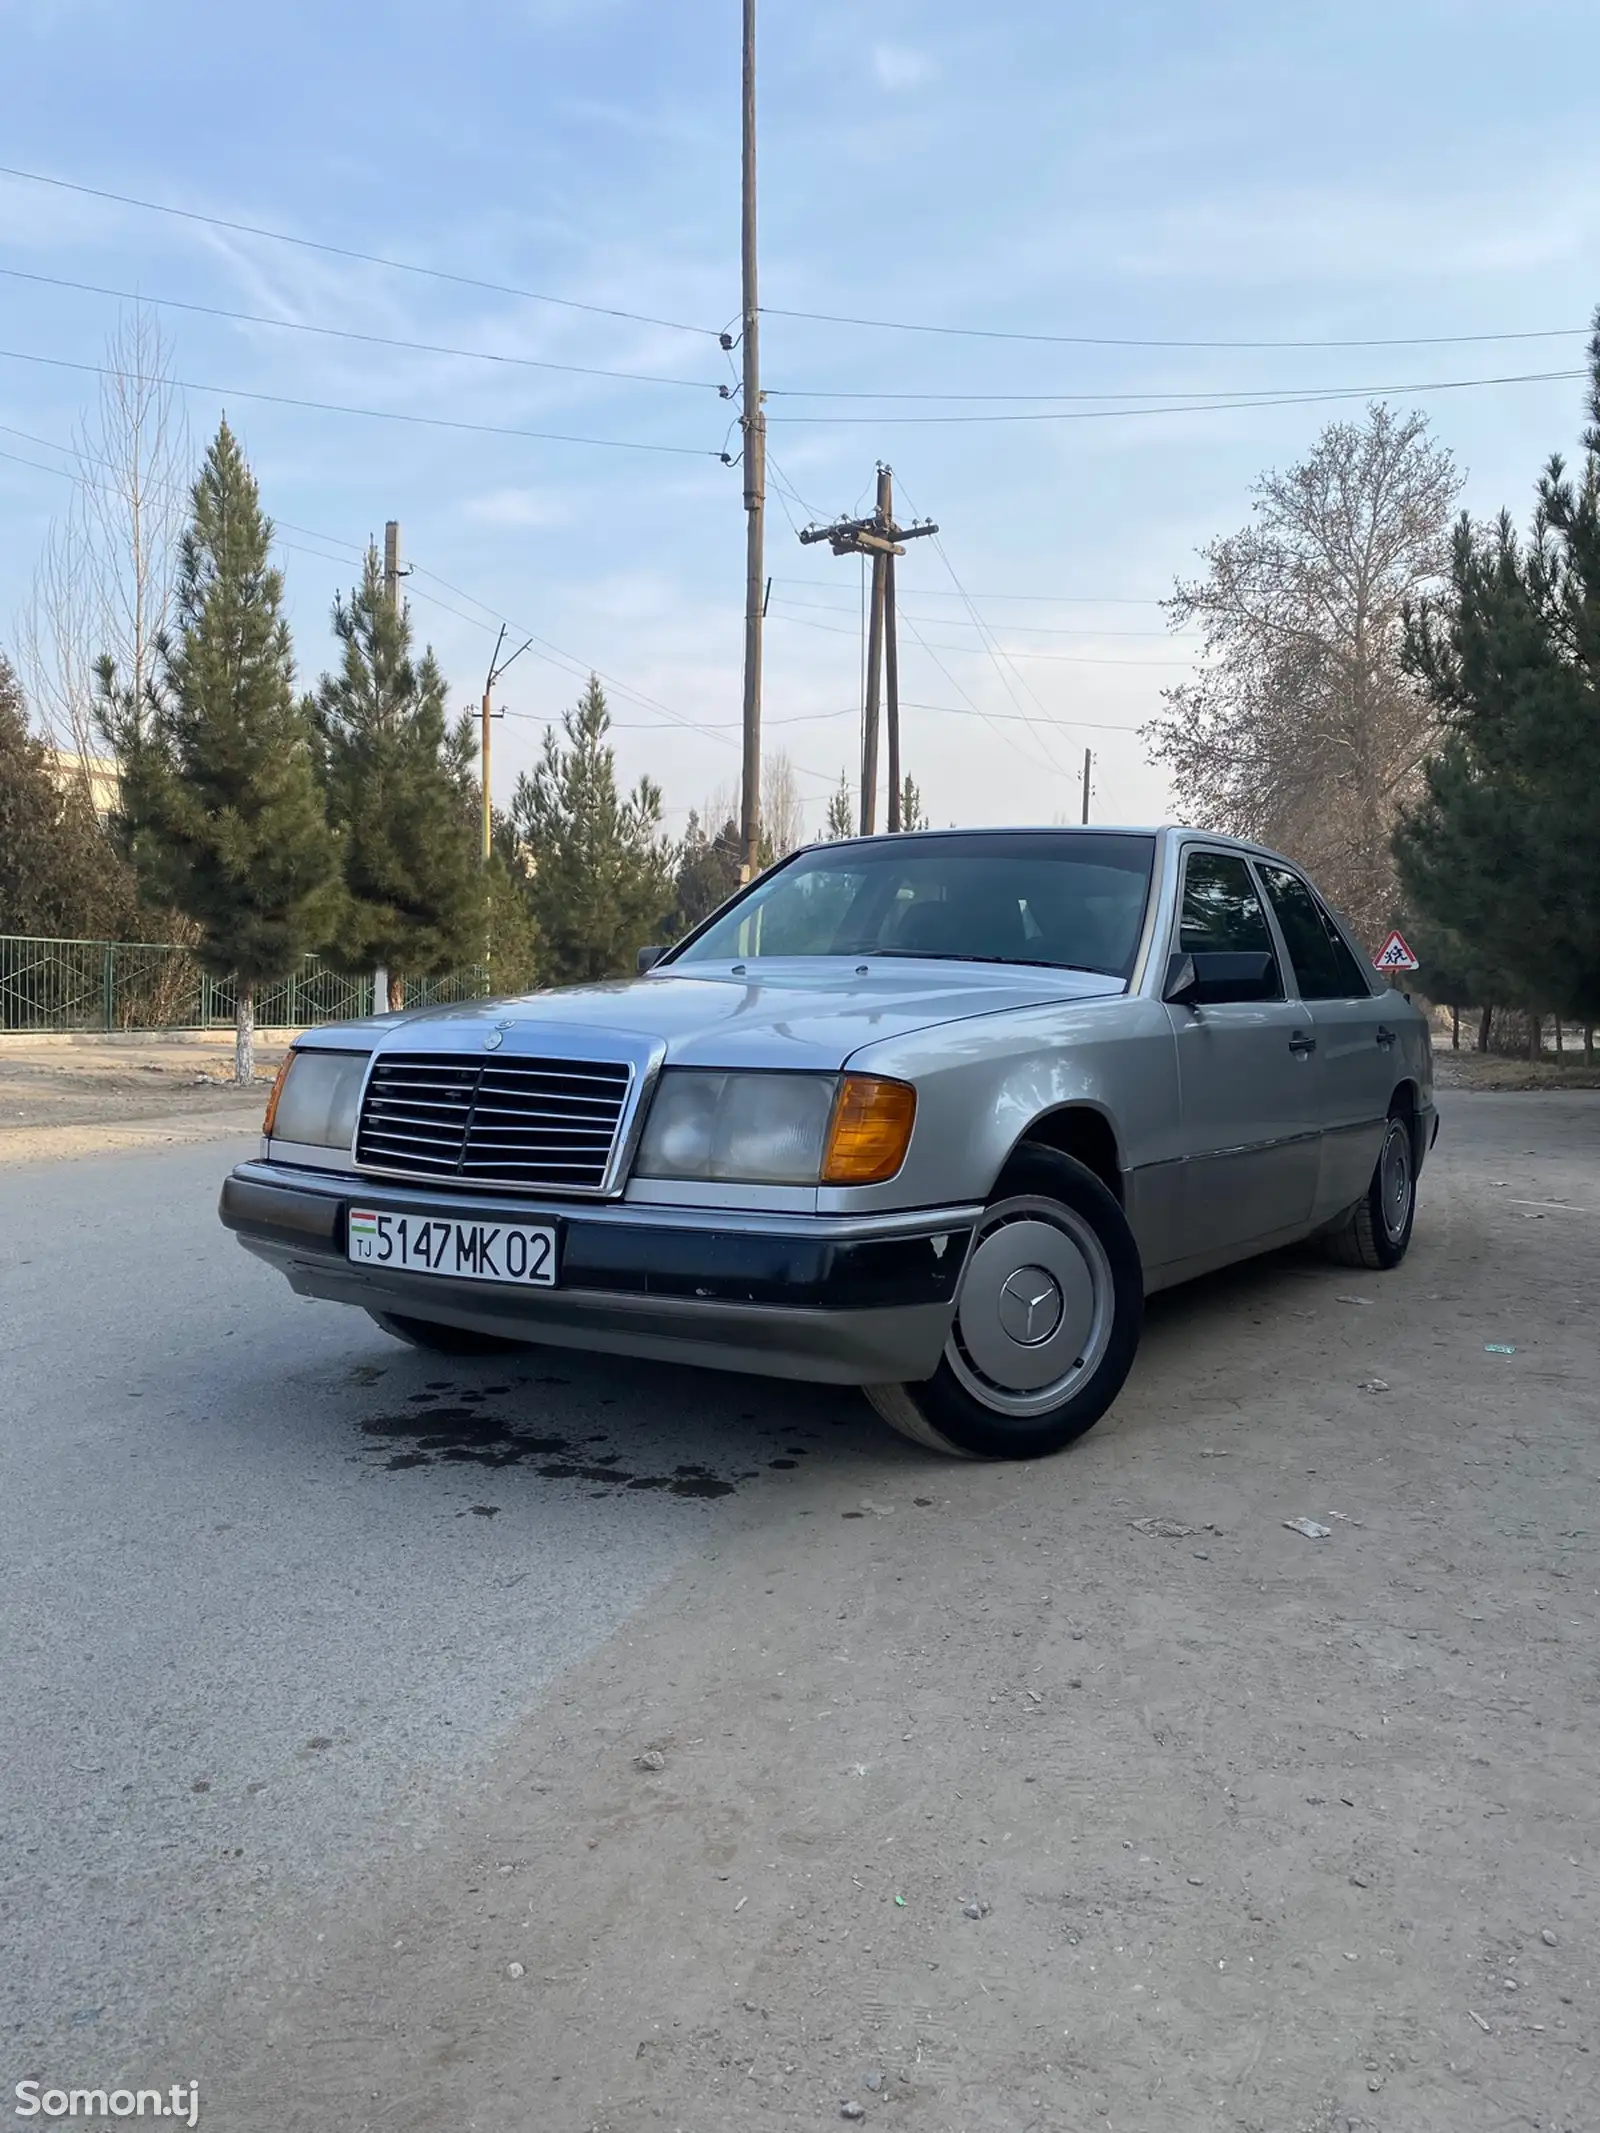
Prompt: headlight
<box><xmin>264</xmin><ymin>1048</ymin><xmax>370</xmax><ymax>1150</ymax></box>
<box><xmin>636</xmin><ymin>1071</ymin><xmax>915</xmax><ymax>1186</ymax></box>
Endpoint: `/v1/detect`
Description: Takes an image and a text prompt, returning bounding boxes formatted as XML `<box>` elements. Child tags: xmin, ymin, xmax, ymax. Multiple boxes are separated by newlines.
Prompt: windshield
<box><xmin>669</xmin><ymin>832</ymin><xmax>1156</xmax><ymax>980</ymax></box>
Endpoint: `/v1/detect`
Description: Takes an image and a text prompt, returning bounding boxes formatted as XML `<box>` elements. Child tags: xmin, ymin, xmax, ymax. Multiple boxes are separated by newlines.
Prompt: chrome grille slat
<box><xmin>356</xmin><ymin>1050</ymin><xmax>633</xmax><ymax>1191</ymax></box>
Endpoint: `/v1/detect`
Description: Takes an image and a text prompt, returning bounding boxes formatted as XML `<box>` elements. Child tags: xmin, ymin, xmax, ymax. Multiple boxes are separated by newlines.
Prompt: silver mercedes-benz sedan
<box><xmin>221</xmin><ymin>826</ymin><xmax>1434</xmax><ymax>1459</ymax></box>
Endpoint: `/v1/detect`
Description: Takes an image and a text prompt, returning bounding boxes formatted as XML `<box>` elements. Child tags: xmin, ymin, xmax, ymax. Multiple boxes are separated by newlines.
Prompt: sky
<box><xmin>3</xmin><ymin>0</ymin><xmax>1599</xmax><ymax>838</ymax></box>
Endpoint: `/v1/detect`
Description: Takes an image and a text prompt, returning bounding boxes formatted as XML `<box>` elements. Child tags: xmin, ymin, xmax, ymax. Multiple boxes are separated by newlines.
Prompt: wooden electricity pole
<box><xmin>1081</xmin><ymin>747</ymin><xmax>1092</xmax><ymax>824</ymax></box>
<box><xmin>375</xmin><ymin>520</ymin><xmax>404</xmax><ymax>1015</ymax></box>
<box><xmin>797</xmin><ymin>466</ymin><xmax>937</xmax><ymax>834</ymax></box>
<box><xmin>884</xmin><ymin>544</ymin><xmax>901</xmax><ymax>831</ymax></box>
<box><xmin>738</xmin><ymin>0</ymin><xmax>765</xmax><ymax>881</ymax></box>
<box><xmin>479</xmin><ymin>626</ymin><xmax>531</xmax><ymax>863</ymax></box>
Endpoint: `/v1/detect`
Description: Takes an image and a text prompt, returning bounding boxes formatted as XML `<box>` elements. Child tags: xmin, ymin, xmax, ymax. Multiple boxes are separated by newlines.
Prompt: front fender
<box><xmin>816</xmin><ymin>997</ymin><xmax>1179</xmax><ymax>1216</ymax></box>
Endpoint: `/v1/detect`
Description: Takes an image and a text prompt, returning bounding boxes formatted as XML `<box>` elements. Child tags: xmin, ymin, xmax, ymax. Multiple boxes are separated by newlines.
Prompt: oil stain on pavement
<box><xmin>355</xmin><ymin>1377</ymin><xmax>767</xmax><ymax>1496</ymax></box>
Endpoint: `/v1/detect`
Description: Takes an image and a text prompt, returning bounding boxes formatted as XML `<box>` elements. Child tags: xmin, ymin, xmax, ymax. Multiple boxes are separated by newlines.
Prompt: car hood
<box><xmin>313</xmin><ymin>959</ymin><xmax>1124</xmax><ymax>1073</ymax></box>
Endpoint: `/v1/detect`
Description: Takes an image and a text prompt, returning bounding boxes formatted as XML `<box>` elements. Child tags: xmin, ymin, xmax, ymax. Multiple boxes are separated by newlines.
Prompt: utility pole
<box><xmin>479</xmin><ymin>626</ymin><xmax>531</xmax><ymax>863</ymax></box>
<box><xmin>860</xmin><ymin>472</ymin><xmax>889</xmax><ymax>834</ymax></box>
<box><xmin>738</xmin><ymin>0</ymin><xmax>765</xmax><ymax>881</ymax></box>
<box><xmin>884</xmin><ymin>541</ymin><xmax>901</xmax><ymax>832</ymax></box>
<box><xmin>797</xmin><ymin>465</ymin><xmax>937</xmax><ymax>834</ymax></box>
<box><xmin>383</xmin><ymin>520</ymin><xmax>402</xmax><ymax>610</ymax></box>
<box><xmin>373</xmin><ymin>521</ymin><xmax>404</xmax><ymax>1015</ymax></box>
<box><xmin>1081</xmin><ymin>746</ymin><xmax>1092</xmax><ymax>825</ymax></box>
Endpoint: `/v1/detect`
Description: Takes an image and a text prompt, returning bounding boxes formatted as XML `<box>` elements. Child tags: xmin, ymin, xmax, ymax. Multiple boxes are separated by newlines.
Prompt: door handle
<box><xmin>1376</xmin><ymin>1024</ymin><xmax>1397</xmax><ymax>1048</ymax></box>
<box><xmin>1288</xmin><ymin>1031</ymin><xmax>1317</xmax><ymax>1055</ymax></box>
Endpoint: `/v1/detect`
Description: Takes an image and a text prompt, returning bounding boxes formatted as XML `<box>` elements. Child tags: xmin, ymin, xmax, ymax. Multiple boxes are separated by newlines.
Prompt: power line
<box><xmin>0</xmin><ymin>266</ymin><xmax>725</xmax><ymax>393</ymax></box>
<box><xmin>768</xmin><ymin>366</ymin><xmax>1586</xmax><ymax>426</ymax></box>
<box><xmin>763</xmin><ymin>447</ymin><xmax>833</xmax><ymax>526</ymax></box>
<box><xmin>0</xmin><ymin>346</ymin><xmax>721</xmax><ymax>457</ymax></box>
<box><xmin>762</xmin><ymin>304</ymin><xmax>1586</xmax><ymax>351</ymax></box>
<box><xmin>404</xmin><ymin>560</ymin><xmax>835</xmax><ymax>786</ymax></box>
<box><xmin>0</xmin><ymin>419</ymin><xmax>371</xmax><ymax>564</ymax></box>
<box><xmin>769</xmin><ymin>608</ymin><xmax>1186</xmax><ymax>665</ymax></box>
<box><xmin>896</xmin><ymin>601</ymin><xmax>1070</xmax><ymax>784</ymax></box>
<box><xmin>770</xmin><ymin>590</ymin><xmax>1186</xmax><ymax>636</ymax></box>
<box><xmin>767</xmin><ymin>367</ymin><xmax>1592</xmax><ymax>403</ymax></box>
<box><xmin>0</xmin><ymin>417</ymin><xmax>818</xmax><ymax>774</ymax></box>
<box><xmin>902</xmin><ymin>700</ymin><xmax>1148</xmax><ymax>732</ymax></box>
<box><xmin>0</xmin><ymin>163</ymin><xmax>721</xmax><ymax>340</ymax></box>
<box><xmin>769</xmin><ymin>576</ymin><xmax>1165</xmax><ymax>604</ymax></box>
<box><xmin>923</xmin><ymin>528</ymin><xmax>1081</xmax><ymax>775</ymax></box>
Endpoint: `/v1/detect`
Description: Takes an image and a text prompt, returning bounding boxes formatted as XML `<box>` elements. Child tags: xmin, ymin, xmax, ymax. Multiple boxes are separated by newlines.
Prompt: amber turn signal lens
<box><xmin>261</xmin><ymin>1051</ymin><xmax>294</xmax><ymax>1137</ymax></box>
<box><xmin>821</xmin><ymin>1075</ymin><xmax>916</xmax><ymax>1185</ymax></box>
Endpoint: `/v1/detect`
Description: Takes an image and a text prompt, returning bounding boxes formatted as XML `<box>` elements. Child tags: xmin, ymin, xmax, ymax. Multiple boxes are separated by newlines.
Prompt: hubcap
<box><xmin>946</xmin><ymin>1197</ymin><xmax>1115</xmax><ymax>1419</ymax></box>
<box><xmin>1380</xmin><ymin>1119</ymin><xmax>1413</xmax><ymax>1242</ymax></box>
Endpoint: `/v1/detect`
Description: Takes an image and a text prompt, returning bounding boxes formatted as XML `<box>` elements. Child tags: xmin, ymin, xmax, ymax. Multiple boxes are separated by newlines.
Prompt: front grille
<box><xmin>355</xmin><ymin>1052</ymin><xmax>634</xmax><ymax>1192</ymax></box>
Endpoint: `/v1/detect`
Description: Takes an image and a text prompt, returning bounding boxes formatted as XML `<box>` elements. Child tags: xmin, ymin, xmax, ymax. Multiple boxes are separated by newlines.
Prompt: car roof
<box><xmin>802</xmin><ymin>824</ymin><xmax>1297</xmax><ymax>866</ymax></box>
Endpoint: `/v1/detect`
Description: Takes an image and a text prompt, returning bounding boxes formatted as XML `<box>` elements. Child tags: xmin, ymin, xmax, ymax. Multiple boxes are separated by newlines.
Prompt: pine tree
<box><xmin>1399</xmin><ymin>326</ymin><xmax>1600</xmax><ymax>1034</ymax></box>
<box><xmin>434</xmin><ymin>707</ymin><xmax>542</xmax><ymax>994</ymax></box>
<box><xmin>312</xmin><ymin>548</ymin><xmax>480</xmax><ymax>1006</ymax></box>
<box><xmin>825</xmin><ymin>772</ymin><xmax>856</xmax><ymax>841</ymax></box>
<box><xmin>673</xmin><ymin>810</ymin><xmax>743</xmax><ymax>933</ymax></box>
<box><xmin>898</xmin><ymin>776</ymin><xmax>930</xmax><ymax>832</ymax></box>
<box><xmin>0</xmin><ymin>650</ymin><xmax>135</xmax><ymax>938</ymax></box>
<box><xmin>106</xmin><ymin>419</ymin><xmax>339</xmax><ymax>1082</ymax></box>
<box><xmin>510</xmin><ymin>676</ymin><xmax>677</xmax><ymax>985</ymax></box>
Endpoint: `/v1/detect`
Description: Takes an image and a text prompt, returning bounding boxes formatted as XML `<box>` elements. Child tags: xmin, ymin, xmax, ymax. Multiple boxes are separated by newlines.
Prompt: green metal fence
<box><xmin>0</xmin><ymin>936</ymin><xmax>491</xmax><ymax>1034</ymax></box>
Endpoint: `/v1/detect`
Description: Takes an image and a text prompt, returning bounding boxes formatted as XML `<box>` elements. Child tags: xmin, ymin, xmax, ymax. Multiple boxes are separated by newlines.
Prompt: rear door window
<box><xmin>1258</xmin><ymin>864</ymin><xmax>1370</xmax><ymax>999</ymax></box>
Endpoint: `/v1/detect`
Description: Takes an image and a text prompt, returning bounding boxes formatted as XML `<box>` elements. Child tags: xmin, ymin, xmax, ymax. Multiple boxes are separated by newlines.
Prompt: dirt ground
<box><xmin>1432</xmin><ymin>1051</ymin><xmax>1600</xmax><ymax>1094</ymax></box>
<box><xmin>94</xmin><ymin>1087</ymin><xmax>1593</xmax><ymax>2133</ymax></box>
<box><xmin>0</xmin><ymin>1035</ymin><xmax>286</xmax><ymax>1162</ymax></box>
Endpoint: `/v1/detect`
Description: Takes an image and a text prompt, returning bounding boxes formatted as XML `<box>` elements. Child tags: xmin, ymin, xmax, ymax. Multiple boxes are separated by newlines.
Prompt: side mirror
<box><xmin>636</xmin><ymin>945</ymin><xmax>666</xmax><ymax>974</ymax></box>
<box><xmin>1164</xmin><ymin>949</ymin><xmax>1278</xmax><ymax>1007</ymax></box>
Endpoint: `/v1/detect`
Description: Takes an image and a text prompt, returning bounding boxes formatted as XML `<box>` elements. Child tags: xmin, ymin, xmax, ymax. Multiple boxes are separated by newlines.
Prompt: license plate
<box><xmin>346</xmin><ymin>1208</ymin><xmax>557</xmax><ymax>1287</ymax></box>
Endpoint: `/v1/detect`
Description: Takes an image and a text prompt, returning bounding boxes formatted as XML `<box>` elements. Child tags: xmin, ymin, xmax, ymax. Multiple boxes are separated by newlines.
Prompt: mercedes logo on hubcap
<box><xmin>997</xmin><ymin>1265</ymin><xmax>1064</xmax><ymax>1346</ymax></box>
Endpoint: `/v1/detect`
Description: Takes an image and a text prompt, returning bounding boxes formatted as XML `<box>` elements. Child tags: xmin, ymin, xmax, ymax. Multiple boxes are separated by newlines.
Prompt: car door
<box><xmin>1255</xmin><ymin>862</ymin><xmax>1396</xmax><ymax>1221</ymax></box>
<box><xmin>1166</xmin><ymin>849</ymin><xmax>1321</xmax><ymax>1258</ymax></box>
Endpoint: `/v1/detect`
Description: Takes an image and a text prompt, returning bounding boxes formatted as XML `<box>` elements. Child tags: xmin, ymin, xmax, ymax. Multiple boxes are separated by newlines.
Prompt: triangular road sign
<box><xmin>1373</xmin><ymin>929</ymin><xmax>1420</xmax><ymax>972</ymax></box>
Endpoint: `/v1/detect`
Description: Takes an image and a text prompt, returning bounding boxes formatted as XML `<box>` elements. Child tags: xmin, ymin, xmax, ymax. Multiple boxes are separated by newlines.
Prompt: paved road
<box><xmin>0</xmin><ymin>1135</ymin><xmax>874</xmax><ymax>2072</ymax></box>
<box><xmin>3</xmin><ymin>1096</ymin><xmax>1596</xmax><ymax>2126</ymax></box>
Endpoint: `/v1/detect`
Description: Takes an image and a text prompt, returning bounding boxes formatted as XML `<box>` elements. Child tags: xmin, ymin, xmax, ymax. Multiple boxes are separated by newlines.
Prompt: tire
<box><xmin>367</xmin><ymin>1310</ymin><xmax>531</xmax><ymax>1357</ymax></box>
<box><xmin>1324</xmin><ymin>1105</ymin><xmax>1417</xmax><ymax>1270</ymax></box>
<box><xmin>864</xmin><ymin>1143</ymin><xmax>1144</xmax><ymax>1460</ymax></box>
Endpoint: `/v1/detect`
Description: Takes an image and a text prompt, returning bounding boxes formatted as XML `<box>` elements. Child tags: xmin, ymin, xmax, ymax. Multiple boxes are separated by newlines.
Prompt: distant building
<box><xmin>44</xmin><ymin>749</ymin><xmax>121</xmax><ymax>819</ymax></box>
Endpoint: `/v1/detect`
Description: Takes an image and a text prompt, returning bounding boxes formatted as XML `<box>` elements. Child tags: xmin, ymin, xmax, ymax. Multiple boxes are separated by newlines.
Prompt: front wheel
<box><xmin>865</xmin><ymin>1143</ymin><xmax>1144</xmax><ymax>1460</ymax></box>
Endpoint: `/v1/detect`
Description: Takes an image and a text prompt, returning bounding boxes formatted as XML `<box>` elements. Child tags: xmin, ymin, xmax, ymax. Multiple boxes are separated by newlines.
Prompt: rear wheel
<box><xmin>865</xmin><ymin>1143</ymin><xmax>1144</xmax><ymax>1460</ymax></box>
<box><xmin>367</xmin><ymin>1310</ymin><xmax>530</xmax><ymax>1356</ymax></box>
<box><xmin>1325</xmin><ymin>1105</ymin><xmax>1416</xmax><ymax>1270</ymax></box>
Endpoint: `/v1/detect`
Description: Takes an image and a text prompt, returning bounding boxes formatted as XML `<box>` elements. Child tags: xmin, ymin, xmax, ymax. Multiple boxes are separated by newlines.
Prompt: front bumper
<box><xmin>219</xmin><ymin>1161</ymin><xmax>977</xmax><ymax>1386</ymax></box>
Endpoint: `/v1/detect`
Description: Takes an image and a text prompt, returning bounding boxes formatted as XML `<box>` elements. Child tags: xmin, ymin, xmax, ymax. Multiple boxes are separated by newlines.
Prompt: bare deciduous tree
<box><xmin>701</xmin><ymin>749</ymin><xmax>808</xmax><ymax>862</ymax></box>
<box><xmin>1143</xmin><ymin>404</ymin><xmax>1459</xmax><ymax>945</ymax></box>
<box><xmin>761</xmin><ymin>749</ymin><xmax>806</xmax><ymax>857</ymax></box>
<box><xmin>20</xmin><ymin>305</ymin><xmax>189</xmax><ymax>806</ymax></box>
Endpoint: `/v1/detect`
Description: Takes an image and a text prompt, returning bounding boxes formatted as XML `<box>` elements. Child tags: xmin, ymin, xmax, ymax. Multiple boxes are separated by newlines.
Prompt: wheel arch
<box><xmin>1389</xmin><ymin>1075</ymin><xmax>1423</xmax><ymax>1162</ymax></box>
<box><xmin>1006</xmin><ymin>1102</ymin><xmax>1125</xmax><ymax>1205</ymax></box>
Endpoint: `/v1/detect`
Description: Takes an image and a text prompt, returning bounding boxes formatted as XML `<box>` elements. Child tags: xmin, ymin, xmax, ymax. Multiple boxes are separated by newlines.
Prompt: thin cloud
<box><xmin>459</xmin><ymin>487</ymin><xmax>574</xmax><ymax>531</ymax></box>
<box><xmin>873</xmin><ymin>42</ymin><xmax>936</xmax><ymax>92</ymax></box>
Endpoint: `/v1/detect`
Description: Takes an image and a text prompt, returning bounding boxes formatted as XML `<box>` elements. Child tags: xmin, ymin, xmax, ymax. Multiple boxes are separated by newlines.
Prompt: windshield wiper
<box><xmin>868</xmin><ymin>950</ymin><xmax>1108</xmax><ymax>973</ymax></box>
